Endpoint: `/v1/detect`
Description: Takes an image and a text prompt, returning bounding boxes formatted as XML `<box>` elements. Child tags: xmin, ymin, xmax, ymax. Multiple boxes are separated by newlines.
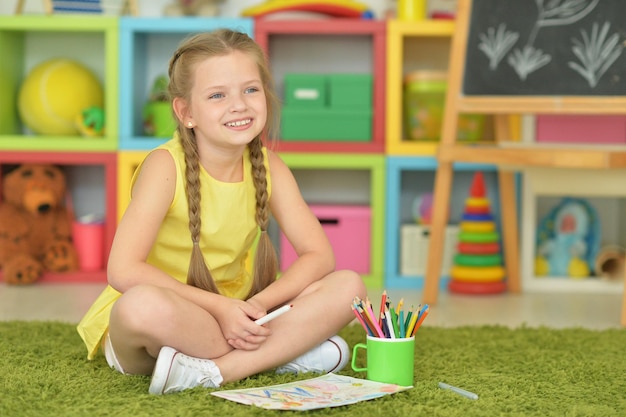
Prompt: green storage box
<box><xmin>328</xmin><ymin>74</ymin><xmax>372</xmax><ymax>109</ymax></box>
<box><xmin>284</xmin><ymin>74</ymin><xmax>327</xmax><ymax>108</ymax></box>
<box><xmin>281</xmin><ymin>108</ymin><xmax>372</xmax><ymax>141</ymax></box>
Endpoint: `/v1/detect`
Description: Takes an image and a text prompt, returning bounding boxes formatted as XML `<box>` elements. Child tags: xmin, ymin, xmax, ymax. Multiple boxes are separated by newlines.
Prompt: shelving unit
<box><xmin>0</xmin><ymin>150</ymin><xmax>117</xmax><ymax>283</ymax></box>
<box><xmin>521</xmin><ymin>167</ymin><xmax>626</xmax><ymax>294</ymax></box>
<box><xmin>0</xmin><ymin>15</ymin><xmax>120</xmax><ymax>283</ymax></box>
<box><xmin>384</xmin><ymin>156</ymin><xmax>499</xmax><ymax>289</ymax></box>
<box><xmin>254</xmin><ymin>19</ymin><xmax>386</xmax><ymax>154</ymax></box>
<box><xmin>385</xmin><ymin>19</ymin><xmax>454</xmax><ymax>156</ymax></box>
<box><xmin>0</xmin><ymin>15</ymin><xmax>118</xmax><ymax>151</ymax></box>
<box><xmin>280</xmin><ymin>153</ymin><xmax>385</xmax><ymax>289</ymax></box>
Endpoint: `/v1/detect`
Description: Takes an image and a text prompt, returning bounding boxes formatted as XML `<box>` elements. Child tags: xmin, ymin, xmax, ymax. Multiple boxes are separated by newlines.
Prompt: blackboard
<box><xmin>463</xmin><ymin>0</ymin><xmax>626</xmax><ymax>96</ymax></box>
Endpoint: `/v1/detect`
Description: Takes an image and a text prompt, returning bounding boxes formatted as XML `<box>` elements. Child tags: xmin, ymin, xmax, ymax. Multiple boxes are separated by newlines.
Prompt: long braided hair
<box><xmin>167</xmin><ymin>29</ymin><xmax>280</xmax><ymax>299</ymax></box>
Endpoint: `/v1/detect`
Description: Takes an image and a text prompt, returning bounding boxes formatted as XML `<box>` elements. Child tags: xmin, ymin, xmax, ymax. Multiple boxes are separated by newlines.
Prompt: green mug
<box><xmin>351</xmin><ymin>336</ymin><xmax>415</xmax><ymax>386</ymax></box>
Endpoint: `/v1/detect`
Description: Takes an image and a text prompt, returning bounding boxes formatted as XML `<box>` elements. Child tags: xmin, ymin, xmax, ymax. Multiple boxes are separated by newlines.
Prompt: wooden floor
<box><xmin>0</xmin><ymin>283</ymin><xmax>623</xmax><ymax>329</ymax></box>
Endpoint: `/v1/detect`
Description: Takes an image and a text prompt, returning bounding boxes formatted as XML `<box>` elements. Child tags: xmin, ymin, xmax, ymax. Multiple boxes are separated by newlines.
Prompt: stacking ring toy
<box><xmin>464</xmin><ymin>205</ymin><xmax>491</xmax><ymax>215</ymax></box>
<box><xmin>451</xmin><ymin>266</ymin><xmax>505</xmax><ymax>282</ymax></box>
<box><xmin>465</xmin><ymin>197</ymin><xmax>490</xmax><ymax>208</ymax></box>
<box><xmin>461</xmin><ymin>213</ymin><xmax>494</xmax><ymax>222</ymax></box>
<box><xmin>448</xmin><ymin>280</ymin><xmax>507</xmax><ymax>294</ymax></box>
<box><xmin>457</xmin><ymin>242</ymin><xmax>500</xmax><ymax>254</ymax></box>
<box><xmin>454</xmin><ymin>254</ymin><xmax>502</xmax><ymax>267</ymax></box>
<box><xmin>458</xmin><ymin>231</ymin><xmax>500</xmax><ymax>243</ymax></box>
<box><xmin>460</xmin><ymin>221</ymin><xmax>496</xmax><ymax>233</ymax></box>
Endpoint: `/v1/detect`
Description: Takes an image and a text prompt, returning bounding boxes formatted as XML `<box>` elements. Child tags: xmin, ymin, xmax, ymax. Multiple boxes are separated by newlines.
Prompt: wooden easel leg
<box><xmin>498</xmin><ymin>170</ymin><xmax>520</xmax><ymax>293</ymax></box>
<box><xmin>124</xmin><ymin>0</ymin><xmax>139</xmax><ymax>16</ymax></box>
<box><xmin>14</xmin><ymin>0</ymin><xmax>25</xmax><ymax>14</ymax></box>
<box><xmin>493</xmin><ymin>115</ymin><xmax>520</xmax><ymax>293</ymax></box>
<box><xmin>621</xmin><ymin>267</ymin><xmax>626</xmax><ymax>326</ymax></box>
<box><xmin>423</xmin><ymin>160</ymin><xmax>454</xmax><ymax>305</ymax></box>
<box><xmin>43</xmin><ymin>0</ymin><xmax>52</xmax><ymax>14</ymax></box>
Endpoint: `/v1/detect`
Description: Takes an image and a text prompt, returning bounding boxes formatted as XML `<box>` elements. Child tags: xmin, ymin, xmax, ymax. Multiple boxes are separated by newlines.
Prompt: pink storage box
<box><xmin>280</xmin><ymin>204</ymin><xmax>371</xmax><ymax>274</ymax></box>
<box><xmin>536</xmin><ymin>115</ymin><xmax>626</xmax><ymax>144</ymax></box>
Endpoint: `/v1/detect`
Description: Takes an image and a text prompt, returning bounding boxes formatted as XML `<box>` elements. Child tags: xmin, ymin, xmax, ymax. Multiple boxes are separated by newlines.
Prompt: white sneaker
<box><xmin>276</xmin><ymin>335</ymin><xmax>350</xmax><ymax>375</ymax></box>
<box><xmin>149</xmin><ymin>346</ymin><xmax>223</xmax><ymax>395</ymax></box>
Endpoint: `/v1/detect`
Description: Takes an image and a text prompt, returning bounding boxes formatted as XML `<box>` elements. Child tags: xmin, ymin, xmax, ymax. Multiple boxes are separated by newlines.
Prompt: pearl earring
<box><xmin>187</xmin><ymin>122</ymin><xmax>193</xmax><ymax>128</ymax></box>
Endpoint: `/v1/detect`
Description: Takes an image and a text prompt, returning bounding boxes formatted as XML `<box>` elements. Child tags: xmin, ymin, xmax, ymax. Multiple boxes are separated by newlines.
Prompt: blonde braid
<box><xmin>246</xmin><ymin>137</ymin><xmax>278</xmax><ymax>298</ymax></box>
<box><xmin>180</xmin><ymin>127</ymin><xmax>219</xmax><ymax>293</ymax></box>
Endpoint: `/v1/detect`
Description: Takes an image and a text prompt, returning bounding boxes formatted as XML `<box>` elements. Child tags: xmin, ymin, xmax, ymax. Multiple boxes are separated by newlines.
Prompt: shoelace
<box><xmin>166</xmin><ymin>354</ymin><xmax>220</xmax><ymax>392</ymax></box>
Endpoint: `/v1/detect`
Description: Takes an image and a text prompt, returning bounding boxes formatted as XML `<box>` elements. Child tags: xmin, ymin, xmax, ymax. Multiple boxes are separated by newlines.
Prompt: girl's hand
<box><xmin>216</xmin><ymin>299</ymin><xmax>270</xmax><ymax>351</ymax></box>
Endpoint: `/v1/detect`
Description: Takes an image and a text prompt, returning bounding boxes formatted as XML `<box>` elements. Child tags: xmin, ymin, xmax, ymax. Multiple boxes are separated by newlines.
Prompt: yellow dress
<box><xmin>77</xmin><ymin>136</ymin><xmax>271</xmax><ymax>359</ymax></box>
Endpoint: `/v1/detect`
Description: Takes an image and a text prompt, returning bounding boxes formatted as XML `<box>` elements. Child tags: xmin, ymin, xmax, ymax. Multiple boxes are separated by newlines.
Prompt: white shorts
<box><xmin>103</xmin><ymin>332</ymin><xmax>126</xmax><ymax>374</ymax></box>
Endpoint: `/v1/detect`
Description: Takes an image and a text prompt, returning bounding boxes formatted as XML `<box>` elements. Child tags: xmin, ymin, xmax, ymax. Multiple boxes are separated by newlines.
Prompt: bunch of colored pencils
<box><xmin>351</xmin><ymin>291</ymin><xmax>429</xmax><ymax>339</ymax></box>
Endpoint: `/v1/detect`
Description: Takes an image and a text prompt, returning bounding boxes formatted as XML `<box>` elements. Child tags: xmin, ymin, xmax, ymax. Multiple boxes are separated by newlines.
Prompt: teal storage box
<box><xmin>281</xmin><ymin>108</ymin><xmax>372</xmax><ymax>141</ymax></box>
<box><xmin>284</xmin><ymin>74</ymin><xmax>327</xmax><ymax>108</ymax></box>
<box><xmin>328</xmin><ymin>74</ymin><xmax>372</xmax><ymax>109</ymax></box>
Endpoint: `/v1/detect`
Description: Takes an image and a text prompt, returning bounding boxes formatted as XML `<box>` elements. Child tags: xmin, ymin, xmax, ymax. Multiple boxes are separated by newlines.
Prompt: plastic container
<box><xmin>72</xmin><ymin>214</ymin><xmax>105</xmax><ymax>271</ymax></box>
<box><xmin>403</xmin><ymin>71</ymin><xmax>485</xmax><ymax>142</ymax></box>
<box><xmin>398</xmin><ymin>0</ymin><xmax>427</xmax><ymax>21</ymax></box>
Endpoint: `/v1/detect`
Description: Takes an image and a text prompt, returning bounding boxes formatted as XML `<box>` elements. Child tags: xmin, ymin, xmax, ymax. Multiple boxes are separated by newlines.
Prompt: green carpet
<box><xmin>2</xmin><ymin>321</ymin><xmax>626</xmax><ymax>416</ymax></box>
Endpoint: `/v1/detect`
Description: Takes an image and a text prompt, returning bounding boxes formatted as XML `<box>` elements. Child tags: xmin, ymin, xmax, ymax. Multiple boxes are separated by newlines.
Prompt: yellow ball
<box><xmin>18</xmin><ymin>59</ymin><xmax>103</xmax><ymax>136</ymax></box>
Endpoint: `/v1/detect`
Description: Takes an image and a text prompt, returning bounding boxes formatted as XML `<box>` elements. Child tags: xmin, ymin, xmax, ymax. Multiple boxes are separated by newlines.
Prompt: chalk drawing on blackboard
<box><xmin>475</xmin><ymin>0</ymin><xmax>622</xmax><ymax>87</ymax></box>
<box><xmin>478</xmin><ymin>24</ymin><xmax>519</xmax><ymax>70</ymax></box>
<box><xmin>507</xmin><ymin>45</ymin><xmax>551</xmax><ymax>81</ymax></box>
<box><xmin>531</xmin><ymin>0</ymin><xmax>599</xmax><ymax>41</ymax></box>
<box><xmin>569</xmin><ymin>22</ymin><xmax>623</xmax><ymax>87</ymax></box>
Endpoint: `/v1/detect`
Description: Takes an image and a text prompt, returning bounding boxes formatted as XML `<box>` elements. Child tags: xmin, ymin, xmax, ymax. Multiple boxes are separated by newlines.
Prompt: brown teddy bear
<box><xmin>0</xmin><ymin>164</ymin><xmax>79</xmax><ymax>285</ymax></box>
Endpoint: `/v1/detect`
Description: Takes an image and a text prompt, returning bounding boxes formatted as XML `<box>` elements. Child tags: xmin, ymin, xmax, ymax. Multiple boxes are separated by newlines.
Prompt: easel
<box><xmin>423</xmin><ymin>0</ymin><xmax>626</xmax><ymax>325</ymax></box>
<box><xmin>15</xmin><ymin>0</ymin><xmax>138</xmax><ymax>15</ymax></box>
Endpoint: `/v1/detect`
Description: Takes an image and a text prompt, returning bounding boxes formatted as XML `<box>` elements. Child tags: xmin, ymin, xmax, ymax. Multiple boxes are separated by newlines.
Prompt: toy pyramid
<box><xmin>449</xmin><ymin>171</ymin><xmax>506</xmax><ymax>294</ymax></box>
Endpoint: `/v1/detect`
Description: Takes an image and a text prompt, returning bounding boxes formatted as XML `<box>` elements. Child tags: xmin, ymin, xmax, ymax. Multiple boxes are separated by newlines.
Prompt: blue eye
<box><xmin>245</xmin><ymin>87</ymin><xmax>259</xmax><ymax>94</ymax></box>
<box><xmin>209</xmin><ymin>93</ymin><xmax>224</xmax><ymax>99</ymax></box>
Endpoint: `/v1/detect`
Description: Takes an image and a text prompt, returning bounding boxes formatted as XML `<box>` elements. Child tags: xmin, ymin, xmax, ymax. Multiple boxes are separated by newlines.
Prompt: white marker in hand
<box><xmin>254</xmin><ymin>304</ymin><xmax>293</xmax><ymax>326</ymax></box>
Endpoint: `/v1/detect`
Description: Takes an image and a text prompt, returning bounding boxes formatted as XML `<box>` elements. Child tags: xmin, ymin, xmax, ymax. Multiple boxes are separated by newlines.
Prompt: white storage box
<box><xmin>400</xmin><ymin>224</ymin><xmax>459</xmax><ymax>276</ymax></box>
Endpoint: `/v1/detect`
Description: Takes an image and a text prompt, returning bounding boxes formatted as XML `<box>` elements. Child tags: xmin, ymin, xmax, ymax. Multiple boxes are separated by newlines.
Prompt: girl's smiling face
<box><xmin>183</xmin><ymin>50</ymin><xmax>267</xmax><ymax>150</ymax></box>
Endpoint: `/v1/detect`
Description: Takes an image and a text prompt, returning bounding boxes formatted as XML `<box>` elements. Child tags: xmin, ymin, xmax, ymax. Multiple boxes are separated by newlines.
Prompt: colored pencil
<box><xmin>351</xmin><ymin>304</ymin><xmax>373</xmax><ymax>336</ymax></box>
<box><xmin>411</xmin><ymin>306</ymin><xmax>429</xmax><ymax>336</ymax></box>
<box><xmin>378</xmin><ymin>290</ymin><xmax>387</xmax><ymax>328</ymax></box>
<box><xmin>385</xmin><ymin>308</ymin><xmax>396</xmax><ymax>339</ymax></box>
<box><xmin>364</xmin><ymin>300</ymin><xmax>385</xmax><ymax>338</ymax></box>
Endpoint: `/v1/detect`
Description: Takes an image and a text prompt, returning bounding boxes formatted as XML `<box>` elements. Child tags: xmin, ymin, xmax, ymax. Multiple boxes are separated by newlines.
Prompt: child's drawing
<box><xmin>211</xmin><ymin>373</ymin><xmax>411</xmax><ymax>411</ymax></box>
<box><xmin>475</xmin><ymin>0</ymin><xmax>622</xmax><ymax>87</ymax></box>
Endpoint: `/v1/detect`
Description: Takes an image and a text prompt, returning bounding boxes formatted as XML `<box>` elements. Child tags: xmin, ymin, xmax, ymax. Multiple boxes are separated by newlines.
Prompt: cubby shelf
<box><xmin>384</xmin><ymin>156</ymin><xmax>500</xmax><ymax>289</ymax></box>
<box><xmin>118</xmin><ymin>17</ymin><xmax>254</xmax><ymax>150</ymax></box>
<box><xmin>0</xmin><ymin>150</ymin><xmax>117</xmax><ymax>283</ymax></box>
<box><xmin>280</xmin><ymin>152</ymin><xmax>386</xmax><ymax>289</ymax></box>
<box><xmin>385</xmin><ymin>19</ymin><xmax>455</xmax><ymax>156</ymax></box>
<box><xmin>254</xmin><ymin>19</ymin><xmax>386</xmax><ymax>154</ymax></box>
<box><xmin>521</xmin><ymin>167</ymin><xmax>626</xmax><ymax>294</ymax></box>
<box><xmin>0</xmin><ymin>15</ymin><xmax>119</xmax><ymax>151</ymax></box>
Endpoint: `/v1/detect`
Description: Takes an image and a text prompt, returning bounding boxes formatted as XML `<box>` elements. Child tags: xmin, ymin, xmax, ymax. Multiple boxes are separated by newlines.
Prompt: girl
<box><xmin>77</xmin><ymin>29</ymin><xmax>366</xmax><ymax>395</ymax></box>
